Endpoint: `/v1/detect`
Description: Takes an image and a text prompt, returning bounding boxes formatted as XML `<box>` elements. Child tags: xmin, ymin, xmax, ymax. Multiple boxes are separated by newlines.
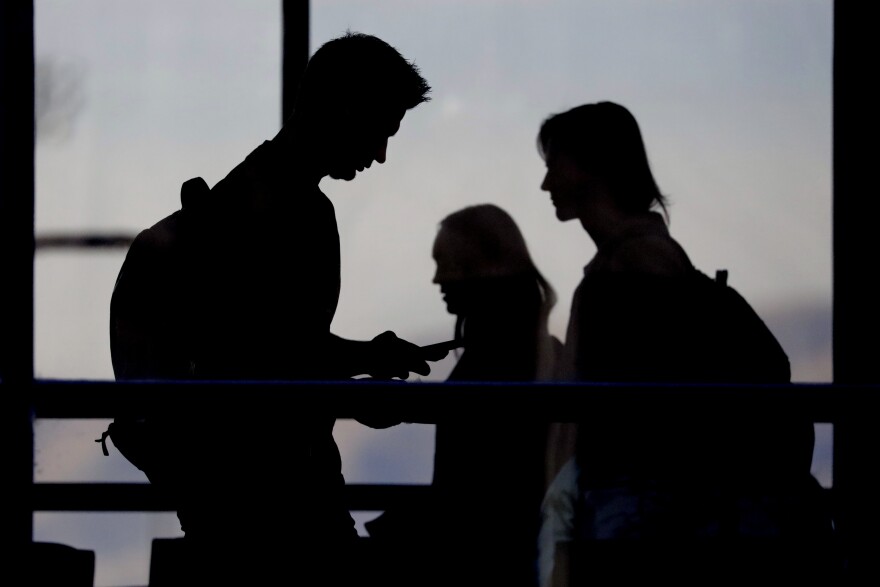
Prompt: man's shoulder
<box><xmin>610</xmin><ymin>234</ymin><xmax>692</xmax><ymax>276</ymax></box>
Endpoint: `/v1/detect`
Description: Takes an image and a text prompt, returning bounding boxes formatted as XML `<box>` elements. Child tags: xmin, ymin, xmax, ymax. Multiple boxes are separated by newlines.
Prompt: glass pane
<box><xmin>35</xmin><ymin>1</ymin><xmax>282</xmax><ymax>236</ymax></box>
<box><xmin>311</xmin><ymin>1</ymin><xmax>832</xmax><ymax>384</ymax></box>
<box><xmin>33</xmin><ymin>512</ymin><xmax>183</xmax><ymax>587</ymax></box>
<box><xmin>34</xmin><ymin>418</ymin><xmax>147</xmax><ymax>483</ymax></box>
<box><xmin>813</xmin><ymin>422</ymin><xmax>833</xmax><ymax>488</ymax></box>
<box><xmin>313</xmin><ymin>0</ymin><xmax>835</xmax><ymax>532</ymax></box>
<box><xmin>34</xmin><ymin>3</ymin><xmax>281</xmax><ymax>586</ymax></box>
<box><xmin>335</xmin><ymin>419</ymin><xmax>435</xmax><ymax>484</ymax></box>
<box><xmin>34</xmin><ymin>250</ymin><xmax>124</xmax><ymax>380</ymax></box>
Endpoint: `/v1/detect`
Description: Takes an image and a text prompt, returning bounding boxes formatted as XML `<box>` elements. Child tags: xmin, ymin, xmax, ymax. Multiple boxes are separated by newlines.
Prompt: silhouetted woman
<box><xmin>433</xmin><ymin>203</ymin><xmax>560</xmax><ymax>382</ymax></box>
<box><xmin>369</xmin><ymin>203</ymin><xmax>560</xmax><ymax>587</ymax></box>
<box><xmin>536</xmin><ymin>102</ymin><xmax>835</xmax><ymax>584</ymax></box>
<box><xmin>436</xmin><ymin>204</ymin><xmax>562</xmax><ymax>586</ymax></box>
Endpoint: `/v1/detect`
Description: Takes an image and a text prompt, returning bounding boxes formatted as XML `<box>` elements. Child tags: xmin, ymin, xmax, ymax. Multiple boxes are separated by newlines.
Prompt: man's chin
<box><xmin>554</xmin><ymin>206</ymin><xmax>576</xmax><ymax>222</ymax></box>
<box><xmin>329</xmin><ymin>168</ymin><xmax>358</xmax><ymax>181</ymax></box>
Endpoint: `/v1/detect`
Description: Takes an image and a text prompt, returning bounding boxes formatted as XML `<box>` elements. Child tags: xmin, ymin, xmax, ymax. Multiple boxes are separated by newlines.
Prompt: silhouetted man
<box><xmin>109</xmin><ymin>32</ymin><xmax>432</xmax><ymax>584</ymax></box>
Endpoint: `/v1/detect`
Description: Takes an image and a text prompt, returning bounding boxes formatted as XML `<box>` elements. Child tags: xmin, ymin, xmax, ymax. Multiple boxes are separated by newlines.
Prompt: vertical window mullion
<box><xmin>282</xmin><ymin>0</ymin><xmax>310</xmax><ymax>124</ymax></box>
<box><xmin>1</xmin><ymin>0</ymin><xmax>36</xmax><ymax>564</ymax></box>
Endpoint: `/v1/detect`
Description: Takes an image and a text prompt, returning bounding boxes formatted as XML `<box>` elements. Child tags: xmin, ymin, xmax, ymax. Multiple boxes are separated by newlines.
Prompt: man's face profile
<box><xmin>327</xmin><ymin>105</ymin><xmax>405</xmax><ymax>181</ymax></box>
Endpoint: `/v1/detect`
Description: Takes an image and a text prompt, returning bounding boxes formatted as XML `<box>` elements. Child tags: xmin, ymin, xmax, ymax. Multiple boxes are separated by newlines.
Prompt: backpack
<box><xmin>98</xmin><ymin>177</ymin><xmax>212</xmax><ymax>481</ymax></box>
<box><xmin>573</xmin><ymin>267</ymin><xmax>791</xmax><ymax>385</ymax></box>
<box><xmin>95</xmin><ymin>418</ymin><xmax>160</xmax><ymax>480</ymax></box>
<box><xmin>689</xmin><ymin>268</ymin><xmax>791</xmax><ymax>384</ymax></box>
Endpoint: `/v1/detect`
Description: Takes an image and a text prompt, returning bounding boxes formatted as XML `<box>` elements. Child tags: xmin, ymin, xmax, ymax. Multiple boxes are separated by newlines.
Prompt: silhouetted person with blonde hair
<box><xmin>368</xmin><ymin>203</ymin><xmax>560</xmax><ymax>587</ymax></box>
<box><xmin>434</xmin><ymin>203</ymin><xmax>560</xmax><ymax>382</ymax></box>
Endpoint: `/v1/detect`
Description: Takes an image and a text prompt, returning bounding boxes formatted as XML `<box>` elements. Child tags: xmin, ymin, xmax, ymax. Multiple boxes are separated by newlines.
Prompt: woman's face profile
<box><xmin>432</xmin><ymin>227</ymin><xmax>467</xmax><ymax>315</ymax></box>
<box><xmin>432</xmin><ymin>218</ymin><xmax>525</xmax><ymax>317</ymax></box>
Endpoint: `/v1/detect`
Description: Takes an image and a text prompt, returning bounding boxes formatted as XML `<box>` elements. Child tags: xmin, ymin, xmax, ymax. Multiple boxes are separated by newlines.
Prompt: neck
<box><xmin>577</xmin><ymin>190</ymin><xmax>629</xmax><ymax>247</ymax></box>
<box><xmin>271</xmin><ymin>123</ymin><xmax>328</xmax><ymax>186</ymax></box>
<box><xmin>585</xmin><ymin>208</ymin><xmax>659</xmax><ymax>252</ymax></box>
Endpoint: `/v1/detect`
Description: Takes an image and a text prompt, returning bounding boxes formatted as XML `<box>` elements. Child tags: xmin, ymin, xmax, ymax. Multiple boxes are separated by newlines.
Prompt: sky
<box><xmin>32</xmin><ymin>1</ymin><xmax>833</xmax><ymax>585</ymax></box>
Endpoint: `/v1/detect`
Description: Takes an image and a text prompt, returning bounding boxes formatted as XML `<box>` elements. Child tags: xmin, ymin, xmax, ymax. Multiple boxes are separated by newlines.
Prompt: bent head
<box><xmin>289</xmin><ymin>31</ymin><xmax>431</xmax><ymax>181</ymax></box>
<box><xmin>537</xmin><ymin>101</ymin><xmax>667</xmax><ymax>220</ymax></box>
<box><xmin>323</xmin><ymin>105</ymin><xmax>404</xmax><ymax>181</ymax></box>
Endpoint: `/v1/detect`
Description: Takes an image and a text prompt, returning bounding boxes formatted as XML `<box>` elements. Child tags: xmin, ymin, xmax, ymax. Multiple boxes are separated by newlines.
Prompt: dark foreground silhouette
<box><xmin>535</xmin><ymin>101</ymin><xmax>839</xmax><ymax>585</ymax></box>
<box><xmin>108</xmin><ymin>31</ymin><xmax>433</xmax><ymax>585</ymax></box>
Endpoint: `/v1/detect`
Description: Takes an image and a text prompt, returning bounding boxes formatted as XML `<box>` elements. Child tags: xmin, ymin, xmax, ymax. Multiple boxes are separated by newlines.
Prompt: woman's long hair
<box><xmin>436</xmin><ymin>204</ymin><xmax>556</xmax><ymax>356</ymax></box>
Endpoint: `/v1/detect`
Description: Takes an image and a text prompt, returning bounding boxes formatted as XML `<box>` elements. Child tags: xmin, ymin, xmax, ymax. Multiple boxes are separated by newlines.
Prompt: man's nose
<box><xmin>540</xmin><ymin>173</ymin><xmax>550</xmax><ymax>191</ymax></box>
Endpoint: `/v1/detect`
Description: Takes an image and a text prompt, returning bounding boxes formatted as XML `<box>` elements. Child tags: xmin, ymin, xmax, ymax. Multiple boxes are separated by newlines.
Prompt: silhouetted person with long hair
<box><xmin>109</xmin><ymin>32</ymin><xmax>432</xmax><ymax>585</ymax></box>
<box><xmin>535</xmin><ymin>101</ymin><xmax>835</xmax><ymax>584</ymax></box>
<box><xmin>433</xmin><ymin>204</ymin><xmax>560</xmax><ymax>587</ymax></box>
<box><xmin>434</xmin><ymin>203</ymin><xmax>560</xmax><ymax>382</ymax></box>
<box><xmin>368</xmin><ymin>203</ymin><xmax>560</xmax><ymax>587</ymax></box>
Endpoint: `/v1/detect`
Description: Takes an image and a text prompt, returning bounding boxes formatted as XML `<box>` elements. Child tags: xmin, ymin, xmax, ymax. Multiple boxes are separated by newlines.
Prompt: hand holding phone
<box><xmin>420</xmin><ymin>339</ymin><xmax>464</xmax><ymax>361</ymax></box>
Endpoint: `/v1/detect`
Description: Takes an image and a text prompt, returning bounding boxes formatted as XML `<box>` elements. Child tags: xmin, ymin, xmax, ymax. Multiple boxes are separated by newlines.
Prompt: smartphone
<box><xmin>420</xmin><ymin>339</ymin><xmax>463</xmax><ymax>361</ymax></box>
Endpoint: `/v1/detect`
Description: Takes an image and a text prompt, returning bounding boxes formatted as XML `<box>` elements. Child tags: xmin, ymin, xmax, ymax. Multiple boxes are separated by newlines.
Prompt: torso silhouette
<box><xmin>431</xmin><ymin>285</ymin><xmax>559</xmax><ymax>587</ymax></box>
<box><xmin>558</xmin><ymin>211</ymin><xmax>824</xmax><ymax>541</ymax></box>
<box><xmin>110</xmin><ymin>140</ymin><xmax>357</xmax><ymax>581</ymax></box>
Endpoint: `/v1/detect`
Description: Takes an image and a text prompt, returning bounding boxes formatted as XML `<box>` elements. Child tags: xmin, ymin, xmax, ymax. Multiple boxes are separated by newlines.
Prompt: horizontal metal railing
<box><xmin>29</xmin><ymin>379</ymin><xmax>869</xmax><ymax>514</ymax></box>
<box><xmin>31</xmin><ymin>482</ymin><xmax>433</xmax><ymax>513</ymax></box>
<box><xmin>32</xmin><ymin>378</ymin><xmax>855</xmax><ymax>421</ymax></box>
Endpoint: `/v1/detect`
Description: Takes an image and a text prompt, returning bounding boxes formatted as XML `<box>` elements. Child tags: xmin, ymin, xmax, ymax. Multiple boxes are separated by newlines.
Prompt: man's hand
<box><xmin>368</xmin><ymin>331</ymin><xmax>431</xmax><ymax>380</ymax></box>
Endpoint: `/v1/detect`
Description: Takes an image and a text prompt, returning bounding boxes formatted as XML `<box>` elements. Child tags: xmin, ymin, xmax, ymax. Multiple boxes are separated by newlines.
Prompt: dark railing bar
<box><xmin>34</xmin><ymin>233</ymin><xmax>135</xmax><ymax>250</ymax></box>
<box><xmin>31</xmin><ymin>482</ymin><xmax>431</xmax><ymax>513</ymax></box>
<box><xmin>30</xmin><ymin>379</ymin><xmax>871</xmax><ymax>423</ymax></box>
